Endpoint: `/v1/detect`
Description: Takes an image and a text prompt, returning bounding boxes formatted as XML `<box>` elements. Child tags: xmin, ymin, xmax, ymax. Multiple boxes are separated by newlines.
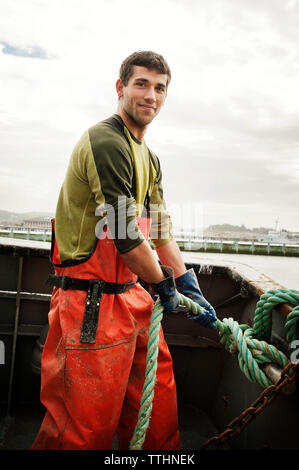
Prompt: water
<box><xmin>183</xmin><ymin>251</ymin><xmax>299</xmax><ymax>291</ymax></box>
<box><xmin>1</xmin><ymin>236</ymin><xmax>298</xmax><ymax>291</ymax></box>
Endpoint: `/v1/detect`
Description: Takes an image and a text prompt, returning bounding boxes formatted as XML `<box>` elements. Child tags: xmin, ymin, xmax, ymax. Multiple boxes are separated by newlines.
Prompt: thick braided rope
<box><xmin>285</xmin><ymin>305</ymin><xmax>299</xmax><ymax>344</ymax></box>
<box><xmin>253</xmin><ymin>289</ymin><xmax>299</xmax><ymax>341</ymax></box>
<box><xmin>217</xmin><ymin>318</ymin><xmax>289</xmax><ymax>388</ymax></box>
<box><xmin>129</xmin><ymin>289</ymin><xmax>299</xmax><ymax>450</ymax></box>
<box><xmin>182</xmin><ymin>289</ymin><xmax>295</xmax><ymax>388</ymax></box>
<box><xmin>129</xmin><ymin>299</ymin><xmax>165</xmax><ymax>450</ymax></box>
<box><xmin>129</xmin><ymin>294</ymin><xmax>206</xmax><ymax>450</ymax></box>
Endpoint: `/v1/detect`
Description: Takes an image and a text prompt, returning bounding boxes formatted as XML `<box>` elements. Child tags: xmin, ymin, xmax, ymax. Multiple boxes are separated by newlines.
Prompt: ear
<box><xmin>116</xmin><ymin>78</ymin><xmax>124</xmax><ymax>99</ymax></box>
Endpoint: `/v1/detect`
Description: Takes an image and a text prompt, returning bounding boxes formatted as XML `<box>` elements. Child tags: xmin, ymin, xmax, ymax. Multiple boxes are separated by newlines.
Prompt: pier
<box><xmin>1</xmin><ymin>227</ymin><xmax>298</xmax><ymax>257</ymax></box>
<box><xmin>176</xmin><ymin>238</ymin><xmax>299</xmax><ymax>257</ymax></box>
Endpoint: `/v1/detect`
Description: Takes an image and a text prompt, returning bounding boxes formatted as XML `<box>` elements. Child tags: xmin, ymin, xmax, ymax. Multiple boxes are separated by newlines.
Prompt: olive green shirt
<box><xmin>55</xmin><ymin>114</ymin><xmax>173</xmax><ymax>262</ymax></box>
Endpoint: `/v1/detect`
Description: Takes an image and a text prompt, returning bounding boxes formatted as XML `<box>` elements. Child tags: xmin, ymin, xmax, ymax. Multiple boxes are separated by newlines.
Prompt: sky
<box><xmin>0</xmin><ymin>0</ymin><xmax>299</xmax><ymax>232</ymax></box>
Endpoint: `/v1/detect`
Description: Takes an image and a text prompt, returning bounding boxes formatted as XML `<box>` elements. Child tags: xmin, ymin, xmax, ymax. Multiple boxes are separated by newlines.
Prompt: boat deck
<box><xmin>0</xmin><ymin>402</ymin><xmax>225</xmax><ymax>451</ymax></box>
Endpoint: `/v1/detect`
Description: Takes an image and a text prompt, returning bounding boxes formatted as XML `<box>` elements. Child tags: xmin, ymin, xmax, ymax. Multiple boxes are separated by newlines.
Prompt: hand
<box><xmin>175</xmin><ymin>268</ymin><xmax>217</xmax><ymax>328</ymax></box>
<box><xmin>151</xmin><ymin>266</ymin><xmax>180</xmax><ymax>313</ymax></box>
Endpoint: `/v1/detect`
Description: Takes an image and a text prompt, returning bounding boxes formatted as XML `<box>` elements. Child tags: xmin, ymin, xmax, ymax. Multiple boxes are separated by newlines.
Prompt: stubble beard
<box><xmin>123</xmin><ymin>96</ymin><xmax>157</xmax><ymax>128</ymax></box>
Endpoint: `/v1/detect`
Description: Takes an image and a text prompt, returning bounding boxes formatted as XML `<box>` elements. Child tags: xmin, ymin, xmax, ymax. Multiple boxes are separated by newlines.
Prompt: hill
<box><xmin>0</xmin><ymin>210</ymin><xmax>54</xmax><ymax>224</ymax></box>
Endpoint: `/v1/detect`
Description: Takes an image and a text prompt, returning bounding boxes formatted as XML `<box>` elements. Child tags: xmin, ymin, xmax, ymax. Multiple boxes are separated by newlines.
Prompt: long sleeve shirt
<box><xmin>55</xmin><ymin>114</ymin><xmax>173</xmax><ymax>262</ymax></box>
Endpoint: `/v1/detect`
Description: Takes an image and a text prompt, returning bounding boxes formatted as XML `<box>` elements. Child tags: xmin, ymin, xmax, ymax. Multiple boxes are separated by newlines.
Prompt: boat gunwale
<box><xmin>0</xmin><ymin>237</ymin><xmax>294</xmax><ymax>319</ymax></box>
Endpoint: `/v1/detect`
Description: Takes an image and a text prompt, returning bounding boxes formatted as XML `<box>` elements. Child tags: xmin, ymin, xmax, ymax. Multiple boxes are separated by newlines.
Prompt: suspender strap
<box><xmin>47</xmin><ymin>274</ymin><xmax>137</xmax><ymax>344</ymax></box>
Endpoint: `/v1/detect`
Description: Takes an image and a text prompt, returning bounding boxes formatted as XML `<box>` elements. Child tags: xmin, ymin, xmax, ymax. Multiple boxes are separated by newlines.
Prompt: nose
<box><xmin>144</xmin><ymin>86</ymin><xmax>156</xmax><ymax>102</ymax></box>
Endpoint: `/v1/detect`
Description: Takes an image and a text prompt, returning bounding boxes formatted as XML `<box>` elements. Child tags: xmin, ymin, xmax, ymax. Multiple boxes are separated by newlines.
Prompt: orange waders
<box><xmin>32</xmin><ymin>219</ymin><xmax>180</xmax><ymax>450</ymax></box>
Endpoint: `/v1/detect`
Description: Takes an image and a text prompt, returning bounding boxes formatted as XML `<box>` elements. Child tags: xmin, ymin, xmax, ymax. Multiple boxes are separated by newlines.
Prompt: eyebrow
<box><xmin>133</xmin><ymin>77</ymin><xmax>167</xmax><ymax>88</ymax></box>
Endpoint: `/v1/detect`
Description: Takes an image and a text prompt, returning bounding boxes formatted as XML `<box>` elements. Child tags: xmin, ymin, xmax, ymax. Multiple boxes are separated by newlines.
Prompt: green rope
<box><xmin>129</xmin><ymin>288</ymin><xmax>299</xmax><ymax>450</ymax></box>
<box><xmin>252</xmin><ymin>289</ymin><xmax>299</xmax><ymax>341</ymax></box>
<box><xmin>129</xmin><ymin>299</ymin><xmax>164</xmax><ymax>450</ymax></box>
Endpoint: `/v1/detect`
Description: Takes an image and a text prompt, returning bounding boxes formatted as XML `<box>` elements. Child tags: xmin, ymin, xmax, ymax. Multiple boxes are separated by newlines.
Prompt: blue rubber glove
<box><xmin>175</xmin><ymin>268</ymin><xmax>217</xmax><ymax>328</ymax></box>
<box><xmin>152</xmin><ymin>266</ymin><xmax>180</xmax><ymax>313</ymax></box>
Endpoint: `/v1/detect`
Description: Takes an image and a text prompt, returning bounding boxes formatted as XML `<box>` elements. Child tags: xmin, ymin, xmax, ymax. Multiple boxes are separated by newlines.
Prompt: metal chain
<box><xmin>201</xmin><ymin>361</ymin><xmax>299</xmax><ymax>450</ymax></box>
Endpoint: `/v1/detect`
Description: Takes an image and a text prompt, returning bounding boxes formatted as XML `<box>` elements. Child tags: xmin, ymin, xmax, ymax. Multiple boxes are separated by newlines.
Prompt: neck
<box><xmin>117</xmin><ymin>106</ymin><xmax>147</xmax><ymax>141</ymax></box>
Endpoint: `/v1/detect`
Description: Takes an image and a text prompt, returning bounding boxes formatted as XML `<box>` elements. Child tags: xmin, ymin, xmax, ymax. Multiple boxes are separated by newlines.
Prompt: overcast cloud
<box><xmin>0</xmin><ymin>0</ymin><xmax>298</xmax><ymax>231</ymax></box>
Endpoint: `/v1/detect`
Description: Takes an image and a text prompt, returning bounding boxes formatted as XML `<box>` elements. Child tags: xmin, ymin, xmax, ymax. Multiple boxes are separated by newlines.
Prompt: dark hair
<box><xmin>119</xmin><ymin>50</ymin><xmax>171</xmax><ymax>86</ymax></box>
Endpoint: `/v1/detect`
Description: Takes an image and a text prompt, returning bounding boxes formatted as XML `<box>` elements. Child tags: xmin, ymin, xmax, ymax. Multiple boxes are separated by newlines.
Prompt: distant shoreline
<box><xmin>1</xmin><ymin>231</ymin><xmax>298</xmax><ymax>258</ymax></box>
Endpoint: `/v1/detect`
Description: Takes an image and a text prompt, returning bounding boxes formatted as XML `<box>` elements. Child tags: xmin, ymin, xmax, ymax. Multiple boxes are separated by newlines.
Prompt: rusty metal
<box><xmin>277</xmin><ymin>303</ymin><xmax>294</xmax><ymax>319</ymax></box>
<box><xmin>201</xmin><ymin>361</ymin><xmax>299</xmax><ymax>450</ymax></box>
<box><xmin>262</xmin><ymin>363</ymin><xmax>296</xmax><ymax>395</ymax></box>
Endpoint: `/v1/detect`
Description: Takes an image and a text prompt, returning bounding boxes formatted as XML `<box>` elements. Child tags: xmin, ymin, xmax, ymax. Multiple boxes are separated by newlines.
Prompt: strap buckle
<box><xmin>80</xmin><ymin>279</ymin><xmax>105</xmax><ymax>344</ymax></box>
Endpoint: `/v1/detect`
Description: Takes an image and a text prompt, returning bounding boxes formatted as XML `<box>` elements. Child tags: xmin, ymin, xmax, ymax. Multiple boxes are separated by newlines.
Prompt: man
<box><xmin>32</xmin><ymin>51</ymin><xmax>216</xmax><ymax>451</ymax></box>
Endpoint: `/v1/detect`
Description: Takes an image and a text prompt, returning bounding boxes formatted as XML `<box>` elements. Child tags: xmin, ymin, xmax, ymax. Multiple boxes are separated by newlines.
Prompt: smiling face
<box><xmin>116</xmin><ymin>66</ymin><xmax>168</xmax><ymax>137</ymax></box>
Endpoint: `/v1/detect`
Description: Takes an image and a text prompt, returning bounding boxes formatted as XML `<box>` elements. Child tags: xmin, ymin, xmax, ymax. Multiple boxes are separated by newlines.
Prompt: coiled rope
<box><xmin>129</xmin><ymin>288</ymin><xmax>299</xmax><ymax>450</ymax></box>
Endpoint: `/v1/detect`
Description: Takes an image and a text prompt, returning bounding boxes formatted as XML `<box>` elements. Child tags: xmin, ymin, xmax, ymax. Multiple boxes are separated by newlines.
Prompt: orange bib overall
<box><xmin>32</xmin><ymin>218</ymin><xmax>180</xmax><ymax>450</ymax></box>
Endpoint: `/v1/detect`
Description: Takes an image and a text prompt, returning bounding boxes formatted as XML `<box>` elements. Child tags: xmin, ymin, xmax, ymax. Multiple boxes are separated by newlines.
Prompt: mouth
<box><xmin>138</xmin><ymin>104</ymin><xmax>156</xmax><ymax>111</ymax></box>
